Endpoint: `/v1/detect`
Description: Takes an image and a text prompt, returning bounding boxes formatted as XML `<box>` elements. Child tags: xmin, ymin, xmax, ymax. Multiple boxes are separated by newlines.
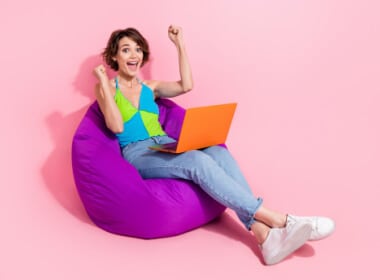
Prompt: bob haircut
<box><xmin>102</xmin><ymin>28</ymin><xmax>150</xmax><ymax>71</ymax></box>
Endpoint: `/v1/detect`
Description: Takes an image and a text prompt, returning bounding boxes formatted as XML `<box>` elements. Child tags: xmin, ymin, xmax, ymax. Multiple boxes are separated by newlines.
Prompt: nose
<box><xmin>130</xmin><ymin>49</ymin><xmax>138</xmax><ymax>58</ymax></box>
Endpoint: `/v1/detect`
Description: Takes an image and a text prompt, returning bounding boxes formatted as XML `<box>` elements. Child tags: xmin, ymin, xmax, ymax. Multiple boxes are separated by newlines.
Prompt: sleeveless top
<box><xmin>114</xmin><ymin>78</ymin><xmax>166</xmax><ymax>147</ymax></box>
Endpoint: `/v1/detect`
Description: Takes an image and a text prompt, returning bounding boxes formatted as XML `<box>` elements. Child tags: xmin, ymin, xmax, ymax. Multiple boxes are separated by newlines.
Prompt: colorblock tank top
<box><xmin>114</xmin><ymin>78</ymin><xmax>166</xmax><ymax>147</ymax></box>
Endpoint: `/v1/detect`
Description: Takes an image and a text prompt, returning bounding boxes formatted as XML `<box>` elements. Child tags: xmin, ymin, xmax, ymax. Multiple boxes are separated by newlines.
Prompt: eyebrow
<box><xmin>120</xmin><ymin>43</ymin><xmax>140</xmax><ymax>47</ymax></box>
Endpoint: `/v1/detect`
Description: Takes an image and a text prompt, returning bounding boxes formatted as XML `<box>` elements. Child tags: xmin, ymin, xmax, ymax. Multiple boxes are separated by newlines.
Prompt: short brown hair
<box><xmin>102</xmin><ymin>28</ymin><xmax>150</xmax><ymax>71</ymax></box>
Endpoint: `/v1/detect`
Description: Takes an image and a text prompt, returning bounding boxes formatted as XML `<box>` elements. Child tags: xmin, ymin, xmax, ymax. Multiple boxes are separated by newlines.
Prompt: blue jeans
<box><xmin>122</xmin><ymin>135</ymin><xmax>263</xmax><ymax>230</ymax></box>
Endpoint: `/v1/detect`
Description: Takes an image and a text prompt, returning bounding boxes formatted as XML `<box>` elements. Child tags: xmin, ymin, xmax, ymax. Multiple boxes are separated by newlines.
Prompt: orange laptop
<box><xmin>149</xmin><ymin>103</ymin><xmax>237</xmax><ymax>153</ymax></box>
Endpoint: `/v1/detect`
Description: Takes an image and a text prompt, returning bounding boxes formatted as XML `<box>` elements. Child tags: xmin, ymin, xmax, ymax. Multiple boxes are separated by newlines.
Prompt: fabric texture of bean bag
<box><xmin>71</xmin><ymin>98</ymin><xmax>225</xmax><ymax>239</ymax></box>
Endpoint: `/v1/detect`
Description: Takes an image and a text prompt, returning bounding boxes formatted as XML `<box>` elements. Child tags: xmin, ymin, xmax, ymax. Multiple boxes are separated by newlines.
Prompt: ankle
<box><xmin>254</xmin><ymin>207</ymin><xmax>287</xmax><ymax>228</ymax></box>
<box><xmin>274</xmin><ymin>214</ymin><xmax>287</xmax><ymax>228</ymax></box>
<box><xmin>251</xmin><ymin>222</ymin><xmax>270</xmax><ymax>244</ymax></box>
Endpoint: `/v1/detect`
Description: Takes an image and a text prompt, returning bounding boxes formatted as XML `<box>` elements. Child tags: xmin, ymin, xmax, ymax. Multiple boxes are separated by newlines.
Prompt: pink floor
<box><xmin>2</xmin><ymin>181</ymin><xmax>377</xmax><ymax>279</ymax></box>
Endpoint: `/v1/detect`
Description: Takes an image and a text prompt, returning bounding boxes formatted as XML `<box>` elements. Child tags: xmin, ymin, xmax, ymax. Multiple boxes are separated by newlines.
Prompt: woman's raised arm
<box><xmin>152</xmin><ymin>25</ymin><xmax>193</xmax><ymax>98</ymax></box>
<box><xmin>93</xmin><ymin>65</ymin><xmax>124</xmax><ymax>133</ymax></box>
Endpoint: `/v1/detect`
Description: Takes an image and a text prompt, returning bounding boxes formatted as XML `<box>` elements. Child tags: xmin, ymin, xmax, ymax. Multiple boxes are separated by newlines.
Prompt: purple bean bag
<box><xmin>71</xmin><ymin>99</ymin><xmax>225</xmax><ymax>239</ymax></box>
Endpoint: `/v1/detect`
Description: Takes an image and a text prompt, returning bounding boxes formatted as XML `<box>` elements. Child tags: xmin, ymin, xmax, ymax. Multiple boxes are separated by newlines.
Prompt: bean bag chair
<box><xmin>71</xmin><ymin>99</ymin><xmax>225</xmax><ymax>239</ymax></box>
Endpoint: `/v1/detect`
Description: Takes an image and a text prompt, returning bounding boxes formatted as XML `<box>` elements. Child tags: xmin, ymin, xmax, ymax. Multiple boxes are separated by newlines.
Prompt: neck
<box><xmin>117</xmin><ymin>74</ymin><xmax>139</xmax><ymax>88</ymax></box>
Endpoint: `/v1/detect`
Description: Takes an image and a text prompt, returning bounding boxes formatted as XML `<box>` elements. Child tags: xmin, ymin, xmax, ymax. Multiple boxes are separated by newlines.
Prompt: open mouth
<box><xmin>126</xmin><ymin>61</ymin><xmax>139</xmax><ymax>71</ymax></box>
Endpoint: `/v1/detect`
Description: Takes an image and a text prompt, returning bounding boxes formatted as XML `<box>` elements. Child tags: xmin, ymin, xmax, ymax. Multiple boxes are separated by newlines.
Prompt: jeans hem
<box><xmin>245</xmin><ymin>197</ymin><xmax>263</xmax><ymax>231</ymax></box>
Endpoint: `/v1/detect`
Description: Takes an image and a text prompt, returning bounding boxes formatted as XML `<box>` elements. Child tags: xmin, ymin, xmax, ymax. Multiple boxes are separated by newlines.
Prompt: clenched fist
<box><xmin>168</xmin><ymin>25</ymin><xmax>184</xmax><ymax>47</ymax></box>
<box><xmin>93</xmin><ymin>64</ymin><xmax>109</xmax><ymax>82</ymax></box>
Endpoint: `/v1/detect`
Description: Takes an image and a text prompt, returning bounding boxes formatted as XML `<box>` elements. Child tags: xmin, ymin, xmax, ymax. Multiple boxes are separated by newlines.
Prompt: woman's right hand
<box><xmin>93</xmin><ymin>64</ymin><xmax>124</xmax><ymax>133</ymax></box>
<box><xmin>93</xmin><ymin>64</ymin><xmax>109</xmax><ymax>82</ymax></box>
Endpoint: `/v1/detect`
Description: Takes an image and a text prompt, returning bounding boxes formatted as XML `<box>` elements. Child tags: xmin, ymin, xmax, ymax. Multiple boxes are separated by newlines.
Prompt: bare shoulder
<box><xmin>143</xmin><ymin>80</ymin><xmax>159</xmax><ymax>90</ymax></box>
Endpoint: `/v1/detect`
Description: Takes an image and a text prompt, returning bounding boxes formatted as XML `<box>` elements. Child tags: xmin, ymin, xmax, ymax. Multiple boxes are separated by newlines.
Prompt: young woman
<box><xmin>93</xmin><ymin>25</ymin><xmax>335</xmax><ymax>265</ymax></box>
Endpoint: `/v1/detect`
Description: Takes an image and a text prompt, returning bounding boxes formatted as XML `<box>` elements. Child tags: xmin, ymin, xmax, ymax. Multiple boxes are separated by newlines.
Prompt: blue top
<box><xmin>113</xmin><ymin>78</ymin><xmax>166</xmax><ymax>147</ymax></box>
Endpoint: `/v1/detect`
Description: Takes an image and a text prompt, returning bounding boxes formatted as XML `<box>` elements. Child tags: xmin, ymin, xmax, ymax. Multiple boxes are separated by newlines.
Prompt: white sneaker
<box><xmin>287</xmin><ymin>215</ymin><xmax>335</xmax><ymax>241</ymax></box>
<box><xmin>260</xmin><ymin>220</ymin><xmax>312</xmax><ymax>265</ymax></box>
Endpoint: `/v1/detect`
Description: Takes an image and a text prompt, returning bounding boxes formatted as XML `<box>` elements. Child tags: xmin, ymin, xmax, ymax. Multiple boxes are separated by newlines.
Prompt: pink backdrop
<box><xmin>1</xmin><ymin>0</ymin><xmax>379</xmax><ymax>279</ymax></box>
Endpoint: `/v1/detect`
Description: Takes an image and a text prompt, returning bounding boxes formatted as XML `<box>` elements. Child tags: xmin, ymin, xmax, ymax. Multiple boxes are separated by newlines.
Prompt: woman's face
<box><xmin>114</xmin><ymin>36</ymin><xmax>144</xmax><ymax>77</ymax></box>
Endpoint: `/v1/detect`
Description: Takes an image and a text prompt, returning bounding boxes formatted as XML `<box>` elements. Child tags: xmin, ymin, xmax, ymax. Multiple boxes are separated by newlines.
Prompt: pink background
<box><xmin>1</xmin><ymin>0</ymin><xmax>379</xmax><ymax>279</ymax></box>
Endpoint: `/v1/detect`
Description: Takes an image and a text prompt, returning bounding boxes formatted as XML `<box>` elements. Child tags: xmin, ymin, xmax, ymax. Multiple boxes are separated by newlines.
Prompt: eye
<box><xmin>136</xmin><ymin>47</ymin><xmax>142</xmax><ymax>53</ymax></box>
<box><xmin>122</xmin><ymin>48</ymin><xmax>129</xmax><ymax>53</ymax></box>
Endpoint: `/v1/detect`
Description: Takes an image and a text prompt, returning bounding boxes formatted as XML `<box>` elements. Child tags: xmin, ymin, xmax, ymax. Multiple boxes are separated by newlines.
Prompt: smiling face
<box><xmin>113</xmin><ymin>37</ymin><xmax>144</xmax><ymax>77</ymax></box>
<box><xmin>103</xmin><ymin>28</ymin><xmax>150</xmax><ymax>72</ymax></box>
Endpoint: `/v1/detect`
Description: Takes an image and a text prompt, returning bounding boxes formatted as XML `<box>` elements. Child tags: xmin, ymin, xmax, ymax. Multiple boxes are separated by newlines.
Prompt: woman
<box><xmin>93</xmin><ymin>25</ymin><xmax>335</xmax><ymax>265</ymax></box>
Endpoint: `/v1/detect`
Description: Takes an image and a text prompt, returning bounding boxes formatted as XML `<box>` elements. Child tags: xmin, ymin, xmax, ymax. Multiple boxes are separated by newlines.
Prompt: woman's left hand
<box><xmin>152</xmin><ymin>24</ymin><xmax>192</xmax><ymax>98</ymax></box>
<box><xmin>168</xmin><ymin>25</ymin><xmax>184</xmax><ymax>46</ymax></box>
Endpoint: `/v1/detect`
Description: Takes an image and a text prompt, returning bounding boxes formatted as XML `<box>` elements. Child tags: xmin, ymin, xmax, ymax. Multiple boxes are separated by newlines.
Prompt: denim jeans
<box><xmin>122</xmin><ymin>135</ymin><xmax>263</xmax><ymax>230</ymax></box>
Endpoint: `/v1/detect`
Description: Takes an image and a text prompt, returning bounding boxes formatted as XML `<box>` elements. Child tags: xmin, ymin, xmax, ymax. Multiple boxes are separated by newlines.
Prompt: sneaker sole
<box><xmin>265</xmin><ymin>223</ymin><xmax>312</xmax><ymax>265</ymax></box>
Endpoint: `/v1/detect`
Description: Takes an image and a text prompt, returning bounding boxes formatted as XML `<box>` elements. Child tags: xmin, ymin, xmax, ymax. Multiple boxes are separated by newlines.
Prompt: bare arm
<box><xmin>93</xmin><ymin>65</ymin><xmax>124</xmax><ymax>133</ymax></box>
<box><xmin>153</xmin><ymin>25</ymin><xmax>193</xmax><ymax>98</ymax></box>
